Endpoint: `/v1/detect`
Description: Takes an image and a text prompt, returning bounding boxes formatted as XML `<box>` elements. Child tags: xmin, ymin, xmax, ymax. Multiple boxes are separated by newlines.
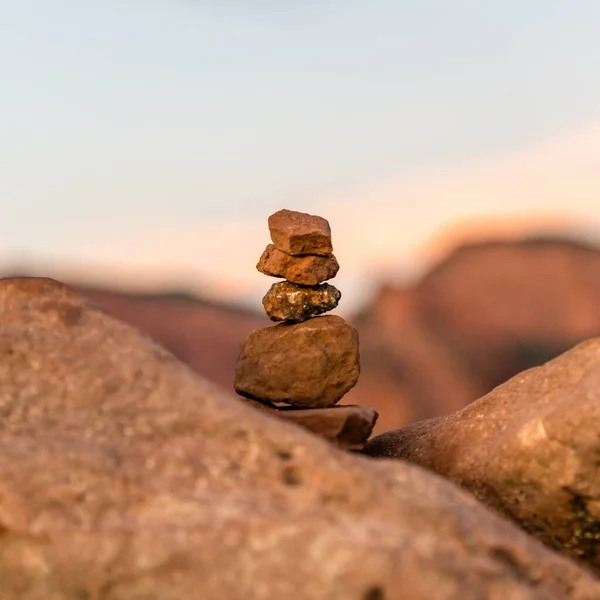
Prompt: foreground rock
<box><xmin>262</xmin><ymin>281</ymin><xmax>341</xmax><ymax>323</ymax></box>
<box><xmin>0</xmin><ymin>279</ymin><xmax>599</xmax><ymax>599</ymax></box>
<box><xmin>257</xmin><ymin>244</ymin><xmax>340</xmax><ymax>285</ymax></box>
<box><xmin>235</xmin><ymin>315</ymin><xmax>359</xmax><ymax>408</ymax></box>
<box><xmin>364</xmin><ymin>338</ymin><xmax>600</xmax><ymax>572</ymax></box>
<box><xmin>268</xmin><ymin>208</ymin><xmax>333</xmax><ymax>256</ymax></box>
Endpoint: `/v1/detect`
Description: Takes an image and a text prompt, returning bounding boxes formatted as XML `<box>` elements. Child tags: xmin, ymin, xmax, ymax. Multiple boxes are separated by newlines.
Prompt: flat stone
<box><xmin>236</xmin><ymin>399</ymin><xmax>378</xmax><ymax>451</ymax></box>
<box><xmin>262</xmin><ymin>281</ymin><xmax>341</xmax><ymax>323</ymax></box>
<box><xmin>268</xmin><ymin>209</ymin><xmax>333</xmax><ymax>256</ymax></box>
<box><xmin>256</xmin><ymin>244</ymin><xmax>340</xmax><ymax>285</ymax></box>
<box><xmin>277</xmin><ymin>405</ymin><xmax>378</xmax><ymax>451</ymax></box>
<box><xmin>363</xmin><ymin>337</ymin><xmax>600</xmax><ymax>573</ymax></box>
<box><xmin>234</xmin><ymin>315</ymin><xmax>360</xmax><ymax>408</ymax></box>
<box><xmin>0</xmin><ymin>278</ymin><xmax>599</xmax><ymax>599</ymax></box>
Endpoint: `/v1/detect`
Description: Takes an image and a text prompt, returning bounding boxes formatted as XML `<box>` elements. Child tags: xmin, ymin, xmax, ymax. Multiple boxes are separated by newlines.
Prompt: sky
<box><xmin>2</xmin><ymin>0</ymin><xmax>600</xmax><ymax>309</ymax></box>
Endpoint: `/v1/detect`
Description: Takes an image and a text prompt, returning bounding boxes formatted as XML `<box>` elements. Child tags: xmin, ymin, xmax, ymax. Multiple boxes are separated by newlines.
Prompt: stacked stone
<box><xmin>234</xmin><ymin>210</ymin><xmax>375</xmax><ymax>449</ymax></box>
<box><xmin>257</xmin><ymin>209</ymin><xmax>342</xmax><ymax>323</ymax></box>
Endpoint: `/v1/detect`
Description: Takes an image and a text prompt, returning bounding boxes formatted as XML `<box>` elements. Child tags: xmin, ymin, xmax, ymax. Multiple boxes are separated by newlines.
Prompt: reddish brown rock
<box><xmin>344</xmin><ymin>285</ymin><xmax>476</xmax><ymax>435</ymax></box>
<box><xmin>238</xmin><ymin>398</ymin><xmax>378</xmax><ymax>450</ymax></box>
<box><xmin>277</xmin><ymin>405</ymin><xmax>378</xmax><ymax>451</ymax></box>
<box><xmin>0</xmin><ymin>278</ymin><xmax>599</xmax><ymax>599</ymax></box>
<box><xmin>238</xmin><ymin>395</ymin><xmax>279</xmax><ymax>412</ymax></box>
<box><xmin>257</xmin><ymin>244</ymin><xmax>340</xmax><ymax>285</ymax></box>
<box><xmin>238</xmin><ymin>395</ymin><xmax>377</xmax><ymax>451</ymax></box>
<box><xmin>364</xmin><ymin>338</ymin><xmax>600</xmax><ymax>572</ymax></box>
<box><xmin>69</xmin><ymin>283</ymin><xmax>272</xmax><ymax>394</ymax></box>
<box><xmin>415</xmin><ymin>238</ymin><xmax>600</xmax><ymax>394</ymax></box>
<box><xmin>235</xmin><ymin>315</ymin><xmax>359</xmax><ymax>407</ymax></box>
<box><xmin>262</xmin><ymin>281</ymin><xmax>341</xmax><ymax>323</ymax></box>
<box><xmin>268</xmin><ymin>209</ymin><xmax>333</xmax><ymax>256</ymax></box>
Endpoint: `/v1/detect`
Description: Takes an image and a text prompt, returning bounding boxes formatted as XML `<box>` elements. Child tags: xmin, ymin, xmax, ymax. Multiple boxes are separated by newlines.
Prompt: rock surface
<box><xmin>276</xmin><ymin>405</ymin><xmax>378</xmax><ymax>451</ymax></box>
<box><xmin>234</xmin><ymin>315</ymin><xmax>360</xmax><ymax>408</ymax></box>
<box><xmin>0</xmin><ymin>278</ymin><xmax>599</xmax><ymax>599</ymax></box>
<box><xmin>268</xmin><ymin>209</ymin><xmax>333</xmax><ymax>256</ymax></box>
<box><xmin>236</xmin><ymin>398</ymin><xmax>378</xmax><ymax>450</ymax></box>
<box><xmin>69</xmin><ymin>284</ymin><xmax>273</xmax><ymax>396</ymax></box>
<box><xmin>262</xmin><ymin>281</ymin><xmax>341</xmax><ymax>323</ymax></box>
<box><xmin>364</xmin><ymin>338</ymin><xmax>600</xmax><ymax>572</ymax></box>
<box><xmin>257</xmin><ymin>244</ymin><xmax>340</xmax><ymax>285</ymax></box>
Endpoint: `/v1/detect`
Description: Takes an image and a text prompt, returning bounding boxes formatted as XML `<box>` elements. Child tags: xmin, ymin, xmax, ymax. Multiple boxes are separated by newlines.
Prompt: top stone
<box><xmin>268</xmin><ymin>209</ymin><xmax>333</xmax><ymax>256</ymax></box>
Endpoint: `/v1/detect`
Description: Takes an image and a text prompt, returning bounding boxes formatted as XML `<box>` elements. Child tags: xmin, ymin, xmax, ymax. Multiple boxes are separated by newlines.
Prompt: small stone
<box><xmin>257</xmin><ymin>244</ymin><xmax>340</xmax><ymax>285</ymax></box>
<box><xmin>236</xmin><ymin>397</ymin><xmax>378</xmax><ymax>451</ymax></box>
<box><xmin>234</xmin><ymin>315</ymin><xmax>360</xmax><ymax>408</ymax></box>
<box><xmin>268</xmin><ymin>209</ymin><xmax>333</xmax><ymax>256</ymax></box>
<box><xmin>277</xmin><ymin>405</ymin><xmax>378</xmax><ymax>451</ymax></box>
<box><xmin>262</xmin><ymin>281</ymin><xmax>341</xmax><ymax>323</ymax></box>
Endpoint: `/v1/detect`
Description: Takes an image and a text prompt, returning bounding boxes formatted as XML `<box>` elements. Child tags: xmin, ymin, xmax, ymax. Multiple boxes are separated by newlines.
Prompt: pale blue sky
<box><xmin>2</xmin><ymin>0</ymin><xmax>600</xmax><ymax>255</ymax></box>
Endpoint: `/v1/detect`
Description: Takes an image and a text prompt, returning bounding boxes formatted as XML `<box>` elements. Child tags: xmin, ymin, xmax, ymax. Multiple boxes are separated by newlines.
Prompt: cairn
<box><xmin>234</xmin><ymin>209</ymin><xmax>376</xmax><ymax>449</ymax></box>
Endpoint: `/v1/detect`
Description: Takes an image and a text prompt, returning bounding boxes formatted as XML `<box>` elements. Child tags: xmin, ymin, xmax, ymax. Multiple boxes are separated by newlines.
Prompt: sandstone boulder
<box><xmin>268</xmin><ymin>209</ymin><xmax>333</xmax><ymax>256</ymax></box>
<box><xmin>262</xmin><ymin>281</ymin><xmax>341</xmax><ymax>323</ymax></box>
<box><xmin>0</xmin><ymin>278</ymin><xmax>599</xmax><ymax>599</ymax></box>
<box><xmin>234</xmin><ymin>315</ymin><xmax>360</xmax><ymax>408</ymax></box>
<box><xmin>257</xmin><ymin>244</ymin><xmax>340</xmax><ymax>285</ymax></box>
<box><xmin>364</xmin><ymin>338</ymin><xmax>600</xmax><ymax>572</ymax></box>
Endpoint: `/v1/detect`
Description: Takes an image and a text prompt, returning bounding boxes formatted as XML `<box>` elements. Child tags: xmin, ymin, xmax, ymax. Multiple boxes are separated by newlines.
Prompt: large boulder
<box><xmin>364</xmin><ymin>338</ymin><xmax>600</xmax><ymax>572</ymax></box>
<box><xmin>0</xmin><ymin>277</ymin><xmax>599</xmax><ymax>599</ymax></box>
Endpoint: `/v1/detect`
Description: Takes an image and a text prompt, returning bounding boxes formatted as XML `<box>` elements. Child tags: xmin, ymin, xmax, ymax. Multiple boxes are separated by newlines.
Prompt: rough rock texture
<box><xmin>268</xmin><ymin>209</ymin><xmax>333</xmax><ymax>256</ymax></box>
<box><xmin>1</xmin><ymin>278</ymin><xmax>600</xmax><ymax>599</ymax></box>
<box><xmin>276</xmin><ymin>405</ymin><xmax>378</xmax><ymax>451</ymax></box>
<box><xmin>234</xmin><ymin>315</ymin><xmax>359</xmax><ymax>408</ymax></box>
<box><xmin>364</xmin><ymin>338</ymin><xmax>600</xmax><ymax>572</ymax></box>
<box><xmin>257</xmin><ymin>244</ymin><xmax>339</xmax><ymax>285</ymax></box>
<box><xmin>262</xmin><ymin>281</ymin><xmax>341</xmax><ymax>323</ymax></box>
